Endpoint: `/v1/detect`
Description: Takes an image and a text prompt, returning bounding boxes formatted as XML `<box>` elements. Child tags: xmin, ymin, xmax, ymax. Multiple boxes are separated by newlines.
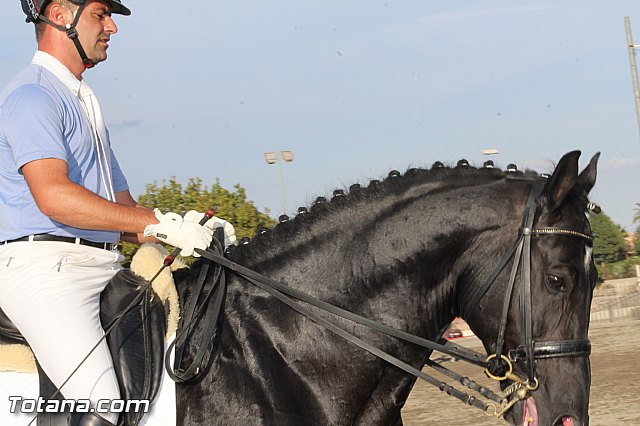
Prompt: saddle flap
<box><xmin>100</xmin><ymin>269</ymin><xmax>166</xmax><ymax>426</ymax></box>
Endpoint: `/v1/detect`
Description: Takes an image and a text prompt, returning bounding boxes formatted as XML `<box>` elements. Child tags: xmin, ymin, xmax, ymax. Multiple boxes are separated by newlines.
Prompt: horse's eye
<box><xmin>546</xmin><ymin>274</ymin><xmax>565</xmax><ymax>290</ymax></box>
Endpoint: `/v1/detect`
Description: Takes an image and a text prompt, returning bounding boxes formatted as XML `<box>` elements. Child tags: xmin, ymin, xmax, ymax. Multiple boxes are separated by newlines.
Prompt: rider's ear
<box><xmin>544</xmin><ymin>150</ymin><xmax>580</xmax><ymax>212</ymax></box>
<box><xmin>576</xmin><ymin>152</ymin><xmax>600</xmax><ymax>195</ymax></box>
<box><xmin>47</xmin><ymin>3</ymin><xmax>69</xmax><ymax>26</ymax></box>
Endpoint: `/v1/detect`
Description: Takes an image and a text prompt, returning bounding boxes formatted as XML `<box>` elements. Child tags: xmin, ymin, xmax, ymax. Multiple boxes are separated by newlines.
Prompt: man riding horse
<box><xmin>0</xmin><ymin>1</ymin><xmax>234</xmax><ymax>424</ymax></box>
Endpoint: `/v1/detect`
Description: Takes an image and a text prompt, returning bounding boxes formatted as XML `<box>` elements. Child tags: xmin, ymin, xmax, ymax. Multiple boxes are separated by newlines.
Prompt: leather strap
<box><xmin>424</xmin><ymin>359</ymin><xmax>503</xmax><ymax>404</ymax></box>
<box><xmin>458</xmin><ymin>235</ymin><xmax>522</xmax><ymax>319</ymax></box>
<box><xmin>494</xmin><ymin>234</ymin><xmax>524</xmax><ymax>361</ymax></box>
<box><xmin>520</xmin><ymin>179</ymin><xmax>544</xmax><ymax>383</ymax></box>
<box><xmin>3</xmin><ymin>234</ymin><xmax>116</xmax><ymax>251</ymax></box>
<box><xmin>508</xmin><ymin>339</ymin><xmax>592</xmax><ymax>361</ymax></box>
<box><xmin>166</xmin><ymin>228</ymin><xmax>227</xmax><ymax>383</ymax></box>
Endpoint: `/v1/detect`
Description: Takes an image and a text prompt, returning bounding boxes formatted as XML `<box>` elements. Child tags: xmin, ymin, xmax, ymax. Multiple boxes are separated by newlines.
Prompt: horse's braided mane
<box><xmin>226</xmin><ymin>160</ymin><xmax>542</xmax><ymax>263</ymax></box>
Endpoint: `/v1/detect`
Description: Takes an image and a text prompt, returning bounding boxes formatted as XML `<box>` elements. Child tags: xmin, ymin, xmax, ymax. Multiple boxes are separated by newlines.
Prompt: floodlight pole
<box><xmin>264</xmin><ymin>151</ymin><xmax>294</xmax><ymax>216</ymax></box>
<box><xmin>625</xmin><ymin>16</ymin><xmax>640</xmax><ymax>142</ymax></box>
<box><xmin>275</xmin><ymin>157</ymin><xmax>287</xmax><ymax>215</ymax></box>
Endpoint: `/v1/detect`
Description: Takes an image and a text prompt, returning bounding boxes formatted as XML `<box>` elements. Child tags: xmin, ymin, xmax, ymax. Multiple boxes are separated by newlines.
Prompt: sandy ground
<box><xmin>402</xmin><ymin>319</ymin><xmax>640</xmax><ymax>425</ymax></box>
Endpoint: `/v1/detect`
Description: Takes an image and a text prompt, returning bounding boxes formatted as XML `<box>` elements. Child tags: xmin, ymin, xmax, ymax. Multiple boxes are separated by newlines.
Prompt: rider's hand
<box><xmin>183</xmin><ymin>210</ymin><xmax>237</xmax><ymax>247</ymax></box>
<box><xmin>143</xmin><ymin>209</ymin><xmax>213</xmax><ymax>257</ymax></box>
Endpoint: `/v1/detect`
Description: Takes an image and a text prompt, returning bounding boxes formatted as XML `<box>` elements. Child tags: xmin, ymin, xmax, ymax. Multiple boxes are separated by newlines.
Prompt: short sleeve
<box><xmin>109</xmin><ymin>145</ymin><xmax>129</xmax><ymax>193</ymax></box>
<box><xmin>1</xmin><ymin>84</ymin><xmax>68</xmax><ymax>171</ymax></box>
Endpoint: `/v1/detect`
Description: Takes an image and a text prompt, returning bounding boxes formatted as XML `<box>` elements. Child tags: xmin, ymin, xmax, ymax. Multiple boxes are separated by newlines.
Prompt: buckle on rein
<box><xmin>482</xmin><ymin>354</ymin><xmax>539</xmax><ymax>418</ymax></box>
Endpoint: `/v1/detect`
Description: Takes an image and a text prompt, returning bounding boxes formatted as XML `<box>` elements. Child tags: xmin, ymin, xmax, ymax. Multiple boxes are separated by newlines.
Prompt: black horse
<box><xmin>172</xmin><ymin>151</ymin><xmax>598</xmax><ymax>426</ymax></box>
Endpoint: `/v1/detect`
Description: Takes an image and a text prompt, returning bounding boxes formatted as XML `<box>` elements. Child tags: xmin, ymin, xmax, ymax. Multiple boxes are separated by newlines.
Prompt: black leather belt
<box><xmin>1</xmin><ymin>234</ymin><xmax>116</xmax><ymax>251</ymax></box>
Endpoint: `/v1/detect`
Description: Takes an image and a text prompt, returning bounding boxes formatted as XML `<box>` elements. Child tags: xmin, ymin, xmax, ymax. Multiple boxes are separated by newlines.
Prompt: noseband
<box><xmin>461</xmin><ymin>178</ymin><xmax>593</xmax><ymax>412</ymax></box>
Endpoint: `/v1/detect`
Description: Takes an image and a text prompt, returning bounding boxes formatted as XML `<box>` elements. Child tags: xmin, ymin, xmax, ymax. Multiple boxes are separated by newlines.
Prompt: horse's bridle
<box><xmin>460</xmin><ymin>178</ymin><xmax>593</xmax><ymax>416</ymax></box>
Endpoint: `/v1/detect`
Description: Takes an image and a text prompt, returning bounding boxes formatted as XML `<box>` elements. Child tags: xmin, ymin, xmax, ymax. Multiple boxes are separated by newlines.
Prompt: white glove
<box><xmin>183</xmin><ymin>210</ymin><xmax>237</xmax><ymax>247</ymax></box>
<box><xmin>143</xmin><ymin>209</ymin><xmax>213</xmax><ymax>257</ymax></box>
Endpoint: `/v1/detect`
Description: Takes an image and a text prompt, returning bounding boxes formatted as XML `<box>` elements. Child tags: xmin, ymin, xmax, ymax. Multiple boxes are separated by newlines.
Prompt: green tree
<box><xmin>119</xmin><ymin>177</ymin><xmax>276</xmax><ymax>265</ymax></box>
<box><xmin>590</xmin><ymin>212</ymin><xmax>627</xmax><ymax>264</ymax></box>
<box><xmin>634</xmin><ymin>202</ymin><xmax>640</xmax><ymax>224</ymax></box>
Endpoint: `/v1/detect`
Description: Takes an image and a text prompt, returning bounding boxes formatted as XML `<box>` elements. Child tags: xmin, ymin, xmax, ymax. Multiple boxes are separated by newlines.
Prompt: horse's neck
<box><xmin>236</xmin><ymin>179</ymin><xmax>519</xmax><ymax>341</ymax></box>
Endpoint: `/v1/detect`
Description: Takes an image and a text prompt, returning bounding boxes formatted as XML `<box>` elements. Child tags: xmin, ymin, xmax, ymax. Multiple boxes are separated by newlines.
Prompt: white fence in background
<box><xmin>590</xmin><ymin>277</ymin><xmax>640</xmax><ymax>322</ymax></box>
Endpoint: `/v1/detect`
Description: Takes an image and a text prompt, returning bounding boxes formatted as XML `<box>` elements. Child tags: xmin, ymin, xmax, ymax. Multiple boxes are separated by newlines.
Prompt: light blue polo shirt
<box><xmin>0</xmin><ymin>52</ymin><xmax>129</xmax><ymax>243</ymax></box>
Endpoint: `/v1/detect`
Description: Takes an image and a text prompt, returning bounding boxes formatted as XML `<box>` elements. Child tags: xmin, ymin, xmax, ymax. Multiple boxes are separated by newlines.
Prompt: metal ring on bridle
<box><xmin>484</xmin><ymin>354</ymin><xmax>513</xmax><ymax>381</ymax></box>
<box><xmin>526</xmin><ymin>377</ymin><xmax>539</xmax><ymax>391</ymax></box>
<box><xmin>484</xmin><ymin>403</ymin><xmax>498</xmax><ymax>417</ymax></box>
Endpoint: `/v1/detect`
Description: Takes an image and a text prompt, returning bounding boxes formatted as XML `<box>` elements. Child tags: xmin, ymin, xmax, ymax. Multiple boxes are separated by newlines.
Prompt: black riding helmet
<box><xmin>21</xmin><ymin>0</ymin><xmax>130</xmax><ymax>22</ymax></box>
<box><xmin>20</xmin><ymin>0</ymin><xmax>131</xmax><ymax>68</ymax></box>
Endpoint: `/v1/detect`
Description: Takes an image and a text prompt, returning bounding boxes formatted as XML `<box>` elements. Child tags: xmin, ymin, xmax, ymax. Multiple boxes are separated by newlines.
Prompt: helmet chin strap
<box><xmin>37</xmin><ymin>3</ymin><xmax>95</xmax><ymax>69</ymax></box>
<box><xmin>65</xmin><ymin>21</ymin><xmax>95</xmax><ymax>69</ymax></box>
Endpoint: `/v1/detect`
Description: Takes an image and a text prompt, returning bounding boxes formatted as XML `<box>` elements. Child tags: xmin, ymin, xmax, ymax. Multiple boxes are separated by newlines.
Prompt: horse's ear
<box><xmin>544</xmin><ymin>151</ymin><xmax>581</xmax><ymax>212</ymax></box>
<box><xmin>576</xmin><ymin>152</ymin><xmax>600</xmax><ymax>195</ymax></box>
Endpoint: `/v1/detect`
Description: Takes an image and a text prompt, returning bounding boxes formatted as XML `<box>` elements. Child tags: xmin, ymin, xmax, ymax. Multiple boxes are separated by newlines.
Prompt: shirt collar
<box><xmin>31</xmin><ymin>50</ymin><xmax>94</xmax><ymax>98</ymax></box>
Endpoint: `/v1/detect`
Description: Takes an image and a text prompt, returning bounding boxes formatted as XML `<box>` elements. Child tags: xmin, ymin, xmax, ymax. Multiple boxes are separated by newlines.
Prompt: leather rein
<box><xmin>168</xmin><ymin>177</ymin><xmax>594</xmax><ymax>419</ymax></box>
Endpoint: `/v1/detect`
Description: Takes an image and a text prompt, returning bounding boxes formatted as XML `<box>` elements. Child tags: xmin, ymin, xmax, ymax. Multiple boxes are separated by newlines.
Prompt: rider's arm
<box><xmin>114</xmin><ymin>190</ymin><xmax>157</xmax><ymax>244</ymax></box>
<box><xmin>22</xmin><ymin>157</ymin><xmax>159</xmax><ymax>238</ymax></box>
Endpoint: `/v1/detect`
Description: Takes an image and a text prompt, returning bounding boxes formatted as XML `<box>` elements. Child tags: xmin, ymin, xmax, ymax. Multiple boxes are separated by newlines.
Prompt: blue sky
<box><xmin>1</xmin><ymin>1</ymin><xmax>639</xmax><ymax>230</ymax></box>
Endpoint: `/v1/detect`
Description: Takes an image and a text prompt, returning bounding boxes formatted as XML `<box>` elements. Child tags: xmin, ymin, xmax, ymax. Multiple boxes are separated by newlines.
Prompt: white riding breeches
<box><xmin>0</xmin><ymin>242</ymin><xmax>123</xmax><ymax>423</ymax></box>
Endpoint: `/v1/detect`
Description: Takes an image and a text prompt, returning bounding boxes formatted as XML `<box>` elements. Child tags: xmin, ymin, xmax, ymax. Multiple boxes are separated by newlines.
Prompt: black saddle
<box><xmin>0</xmin><ymin>269</ymin><xmax>166</xmax><ymax>426</ymax></box>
